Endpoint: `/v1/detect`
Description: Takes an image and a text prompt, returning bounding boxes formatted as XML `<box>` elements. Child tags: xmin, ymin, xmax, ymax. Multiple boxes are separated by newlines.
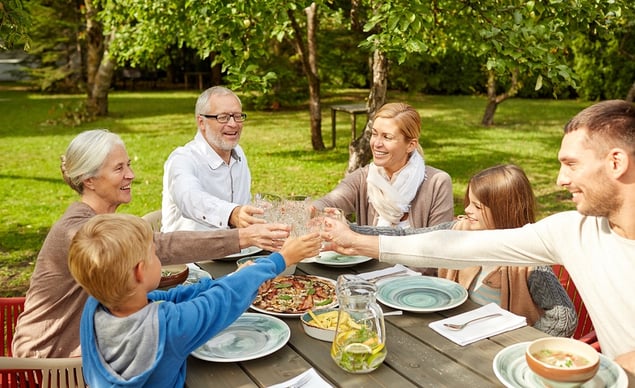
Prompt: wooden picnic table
<box><xmin>186</xmin><ymin>257</ymin><xmax>634</xmax><ymax>388</ymax></box>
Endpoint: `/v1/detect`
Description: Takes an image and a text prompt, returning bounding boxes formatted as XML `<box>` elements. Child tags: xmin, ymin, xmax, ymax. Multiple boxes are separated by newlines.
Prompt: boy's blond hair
<box><xmin>68</xmin><ymin>213</ymin><xmax>154</xmax><ymax>310</ymax></box>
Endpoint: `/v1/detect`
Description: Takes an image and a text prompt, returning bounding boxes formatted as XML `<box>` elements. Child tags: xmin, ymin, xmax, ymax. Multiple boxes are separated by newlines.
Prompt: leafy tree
<box><xmin>21</xmin><ymin>0</ymin><xmax>85</xmax><ymax>92</ymax></box>
<box><xmin>98</xmin><ymin>0</ymin><xmax>334</xmax><ymax>149</ymax></box>
<box><xmin>20</xmin><ymin>0</ymin><xmax>117</xmax><ymax>115</ymax></box>
<box><xmin>571</xmin><ymin>8</ymin><xmax>635</xmax><ymax>102</ymax></box>
<box><xmin>361</xmin><ymin>1</ymin><xmax>632</xmax><ymax>128</ymax></box>
<box><xmin>0</xmin><ymin>0</ymin><xmax>31</xmax><ymax>50</ymax></box>
<box><xmin>460</xmin><ymin>1</ymin><xmax>628</xmax><ymax>125</ymax></box>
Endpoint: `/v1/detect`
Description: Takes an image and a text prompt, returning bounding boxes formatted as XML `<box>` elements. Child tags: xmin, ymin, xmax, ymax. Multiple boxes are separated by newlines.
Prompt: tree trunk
<box><xmin>288</xmin><ymin>3</ymin><xmax>324</xmax><ymax>151</ymax></box>
<box><xmin>350</xmin><ymin>0</ymin><xmax>361</xmax><ymax>31</ymax></box>
<box><xmin>84</xmin><ymin>0</ymin><xmax>102</xmax><ymax>95</ymax></box>
<box><xmin>626</xmin><ymin>80</ymin><xmax>635</xmax><ymax>103</ymax></box>
<box><xmin>481</xmin><ymin>68</ymin><xmax>520</xmax><ymax>126</ymax></box>
<box><xmin>346</xmin><ymin>49</ymin><xmax>387</xmax><ymax>174</ymax></box>
<box><xmin>84</xmin><ymin>0</ymin><xmax>115</xmax><ymax>116</ymax></box>
<box><xmin>482</xmin><ymin>99</ymin><xmax>498</xmax><ymax>127</ymax></box>
<box><xmin>305</xmin><ymin>3</ymin><xmax>323</xmax><ymax>151</ymax></box>
<box><xmin>90</xmin><ymin>39</ymin><xmax>116</xmax><ymax>116</ymax></box>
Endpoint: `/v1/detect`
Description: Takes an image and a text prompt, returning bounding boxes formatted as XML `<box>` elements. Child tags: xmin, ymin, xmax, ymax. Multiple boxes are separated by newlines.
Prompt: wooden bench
<box><xmin>329</xmin><ymin>103</ymin><xmax>369</xmax><ymax>147</ymax></box>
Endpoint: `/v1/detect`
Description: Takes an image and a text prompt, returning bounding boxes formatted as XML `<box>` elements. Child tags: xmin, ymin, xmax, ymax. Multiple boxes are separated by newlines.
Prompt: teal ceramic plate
<box><xmin>216</xmin><ymin>246</ymin><xmax>263</xmax><ymax>261</ymax></box>
<box><xmin>183</xmin><ymin>265</ymin><xmax>212</xmax><ymax>285</ymax></box>
<box><xmin>376</xmin><ymin>276</ymin><xmax>468</xmax><ymax>312</ymax></box>
<box><xmin>315</xmin><ymin>251</ymin><xmax>372</xmax><ymax>267</ymax></box>
<box><xmin>493</xmin><ymin>342</ymin><xmax>628</xmax><ymax>388</ymax></box>
<box><xmin>191</xmin><ymin>313</ymin><xmax>290</xmax><ymax>362</ymax></box>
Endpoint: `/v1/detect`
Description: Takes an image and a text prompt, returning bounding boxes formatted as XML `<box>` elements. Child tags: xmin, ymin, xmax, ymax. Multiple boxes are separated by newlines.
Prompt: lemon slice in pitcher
<box><xmin>343</xmin><ymin>343</ymin><xmax>372</xmax><ymax>355</ymax></box>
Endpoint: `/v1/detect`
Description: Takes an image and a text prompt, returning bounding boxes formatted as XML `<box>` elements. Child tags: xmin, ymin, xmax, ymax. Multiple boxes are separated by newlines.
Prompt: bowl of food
<box><xmin>159</xmin><ymin>264</ymin><xmax>189</xmax><ymax>289</ymax></box>
<box><xmin>525</xmin><ymin>337</ymin><xmax>600</xmax><ymax>387</ymax></box>
<box><xmin>300</xmin><ymin>308</ymin><xmax>339</xmax><ymax>342</ymax></box>
<box><xmin>236</xmin><ymin>256</ymin><xmax>296</xmax><ymax>276</ymax></box>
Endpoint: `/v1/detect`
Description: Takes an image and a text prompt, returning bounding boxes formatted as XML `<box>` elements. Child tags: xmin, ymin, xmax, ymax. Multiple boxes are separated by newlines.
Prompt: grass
<box><xmin>0</xmin><ymin>85</ymin><xmax>588</xmax><ymax>296</ymax></box>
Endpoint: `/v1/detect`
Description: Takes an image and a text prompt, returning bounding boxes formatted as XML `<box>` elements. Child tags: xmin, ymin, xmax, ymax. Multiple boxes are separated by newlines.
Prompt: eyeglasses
<box><xmin>199</xmin><ymin>113</ymin><xmax>247</xmax><ymax>123</ymax></box>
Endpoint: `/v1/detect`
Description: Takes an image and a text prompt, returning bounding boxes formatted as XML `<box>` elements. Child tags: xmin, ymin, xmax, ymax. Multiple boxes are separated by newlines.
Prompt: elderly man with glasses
<box><xmin>162</xmin><ymin>86</ymin><xmax>267</xmax><ymax>234</ymax></box>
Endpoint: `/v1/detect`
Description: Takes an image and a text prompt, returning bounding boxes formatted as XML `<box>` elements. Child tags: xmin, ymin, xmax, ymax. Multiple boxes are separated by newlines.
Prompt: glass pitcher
<box><xmin>331</xmin><ymin>274</ymin><xmax>387</xmax><ymax>373</ymax></box>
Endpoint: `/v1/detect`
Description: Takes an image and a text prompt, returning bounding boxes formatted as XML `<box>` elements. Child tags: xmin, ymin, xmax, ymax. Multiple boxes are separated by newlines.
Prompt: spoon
<box><xmin>442</xmin><ymin>313</ymin><xmax>503</xmax><ymax>330</ymax></box>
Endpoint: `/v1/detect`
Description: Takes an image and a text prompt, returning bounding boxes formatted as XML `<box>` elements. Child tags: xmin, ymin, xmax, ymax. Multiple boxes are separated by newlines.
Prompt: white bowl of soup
<box><xmin>526</xmin><ymin>337</ymin><xmax>600</xmax><ymax>387</ymax></box>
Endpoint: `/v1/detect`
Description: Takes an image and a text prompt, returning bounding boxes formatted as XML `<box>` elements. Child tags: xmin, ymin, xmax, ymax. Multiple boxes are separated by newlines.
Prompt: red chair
<box><xmin>1</xmin><ymin>297</ymin><xmax>25</xmax><ymax>357</ymax></box>
<box><xmin>0</xmin><ymin>356</ymin><xmax>85</xmax><ymax>388</ymax></box>
<box><xmin>552</xmin><ymin>265</ymin><xmax>601</xmax><ymax>351</ymax></box>
<box><xmin>1</xmin><ymin>297</ymin><xmax>87</xmax><ymax>387</ymax></box>
<box><xmin>1</xmin><ymin>297</ymin><xmax>30</xmax><ymax>387</ymax></box>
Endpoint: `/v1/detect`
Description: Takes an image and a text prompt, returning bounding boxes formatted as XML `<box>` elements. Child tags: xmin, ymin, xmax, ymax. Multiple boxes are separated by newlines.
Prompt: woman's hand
<box><xmin>321</xmin><ymin>217</ymin><xmax>361</xmax><ymax>256</ymax></box>
<box><xmin>321</xmin><ymin>217</ymin><xmax>381</xmax><ymax>258</ymax></box>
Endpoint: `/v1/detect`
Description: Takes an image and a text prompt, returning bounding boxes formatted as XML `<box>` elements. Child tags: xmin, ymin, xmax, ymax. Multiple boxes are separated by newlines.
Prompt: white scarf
<box><xmin>366</xmin><ymin>151</ymin><xmax>426</xmax><ymax>227</ymax></box>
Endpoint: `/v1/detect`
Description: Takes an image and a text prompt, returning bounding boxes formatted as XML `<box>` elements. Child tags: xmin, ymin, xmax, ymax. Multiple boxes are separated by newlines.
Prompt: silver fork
<box><xmin>366</xmin><ymin>269</ymin><xmax>409</xmax><ymax>283</ymax></box>
<box><xmin>442</xmin><ymin>313</ymin><xmax>503</xmax><ymax>330</ymax></box>
<box><xmin>287</xmin><ymin>372</ymin><xmax>312</xmax><ymax>388</ymax></box>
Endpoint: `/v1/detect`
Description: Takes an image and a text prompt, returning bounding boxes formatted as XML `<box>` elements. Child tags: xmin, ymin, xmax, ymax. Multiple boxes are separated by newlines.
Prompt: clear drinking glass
<box><xmin>252</xmin><ymin>193</ymin><xmax>283</xmax><ymax>222</ymax></box>
<box><xmin>283</xmin><ymin>196</ymin><xmax>312</xmax><ymax>238</ymax></box>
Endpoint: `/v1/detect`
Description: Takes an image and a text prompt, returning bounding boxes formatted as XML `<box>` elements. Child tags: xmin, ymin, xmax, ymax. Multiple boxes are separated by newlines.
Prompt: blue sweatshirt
<box><xmin>80</xmin><ymin>253</ymin><xmax>286</xmax><ymax>387</ymax></box>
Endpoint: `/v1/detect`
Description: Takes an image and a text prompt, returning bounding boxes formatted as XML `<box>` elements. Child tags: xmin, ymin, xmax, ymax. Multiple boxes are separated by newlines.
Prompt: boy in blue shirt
<box><xmin>68</xmin><ymin>213</ymin><xmax>321</xmax><ymax>387</ymax></box>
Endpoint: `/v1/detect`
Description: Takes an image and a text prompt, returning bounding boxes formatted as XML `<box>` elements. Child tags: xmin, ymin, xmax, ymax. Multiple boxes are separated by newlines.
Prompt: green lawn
<box><xmin>0</xmin><ymin>86</ymin><xmax>587</xmax><ymax>296</ymax></box>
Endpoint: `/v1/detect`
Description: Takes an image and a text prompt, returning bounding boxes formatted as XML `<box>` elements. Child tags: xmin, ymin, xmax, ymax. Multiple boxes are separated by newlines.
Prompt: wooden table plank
<box><xmin>381</xmin><ymin>323</ymin><xmax>497</xmax><ymax>387</ymax></box>
<box><xmin>186</xmin><ymin>358</ymin><xmax>257</xmax><ymax>388</ymax></box>
<box><xmin>236</xmin><ymin>346</ymin><xmax>323</xmax><ymax>387</ymax></box>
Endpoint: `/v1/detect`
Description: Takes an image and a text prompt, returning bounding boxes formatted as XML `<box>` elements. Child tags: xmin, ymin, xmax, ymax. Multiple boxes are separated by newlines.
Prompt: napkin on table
<box><xmin>429</xmin><ymin>302</ymin><xmax>527</xmax><ymax>346</ymax></box>
<box><xmin>268</xmin><ymin>368</ymin><xmax>333</xmax><ymax>388</ymax></box>
<box><xmin>358</xmin><ymin>264</ymin><xmax>421</xmax><ymax>282</ymax></box>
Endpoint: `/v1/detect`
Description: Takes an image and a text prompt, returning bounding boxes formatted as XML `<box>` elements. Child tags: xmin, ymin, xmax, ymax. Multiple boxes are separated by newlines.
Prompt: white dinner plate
<box><xmin>376</xmin><ymin>276</ymin><xmax>468</xmax><ymax>313</ymax></box>
<box><xmin>314</xmin><ymin>251</ymin><xmax>373</xmax><ymax>267</ymax></box>
<box><xmin>493</xmin><ymin>342</ymin><xmax>628</xmax><ymax>388</ymax></box>
<box><xmin>216</xmin><ymin>246</ymin><xmax>263</xmax><ymax>261</ymax></box>
<box><xmin>250</xmin><ymin>275</ymin><xmax>338</xmax><ymax>317</ymax></box>
<box><xmin>191</xmin><ymin>313</ymin><xmax>290</xmax><ymax>362</ymax></box>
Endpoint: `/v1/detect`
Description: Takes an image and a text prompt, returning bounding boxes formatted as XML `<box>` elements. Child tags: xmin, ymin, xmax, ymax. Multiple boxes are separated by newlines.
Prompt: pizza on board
<box><xmin>253</xmin><ymin>275</ymin><xmax>337</xmax><ymax>314</ymax></box>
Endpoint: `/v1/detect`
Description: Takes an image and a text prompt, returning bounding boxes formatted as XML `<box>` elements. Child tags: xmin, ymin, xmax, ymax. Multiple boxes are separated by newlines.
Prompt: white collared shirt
<box><xmin>161</xmin><ymin>131</ymin><xmax>251</xmax><ymax>231</ymax></box>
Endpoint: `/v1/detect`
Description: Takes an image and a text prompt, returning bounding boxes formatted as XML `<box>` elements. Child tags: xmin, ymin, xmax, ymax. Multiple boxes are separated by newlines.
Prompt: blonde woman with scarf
<box><xmin>312</xmin><ymin>102</ymin><xmax>454</xmax><ymax>229</ymax></box>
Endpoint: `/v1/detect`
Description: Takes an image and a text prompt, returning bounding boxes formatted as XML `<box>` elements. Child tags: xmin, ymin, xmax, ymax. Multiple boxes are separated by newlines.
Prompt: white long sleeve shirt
<box><xmin>380</xmin><ymin>211</ymin><xmax>635</xmax><ymax>359</ymax></box>
<box><xmin>161</xmin><ymin>131</ymin><xmax>251</xmax><ymax>232</ymax></box>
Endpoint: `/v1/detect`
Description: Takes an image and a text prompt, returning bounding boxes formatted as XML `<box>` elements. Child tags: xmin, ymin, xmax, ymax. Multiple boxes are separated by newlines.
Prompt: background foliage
<box><xmin>9</xmin><ymin>1</ymin><xmax>635</xmax><ymax>107</ymax></box>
